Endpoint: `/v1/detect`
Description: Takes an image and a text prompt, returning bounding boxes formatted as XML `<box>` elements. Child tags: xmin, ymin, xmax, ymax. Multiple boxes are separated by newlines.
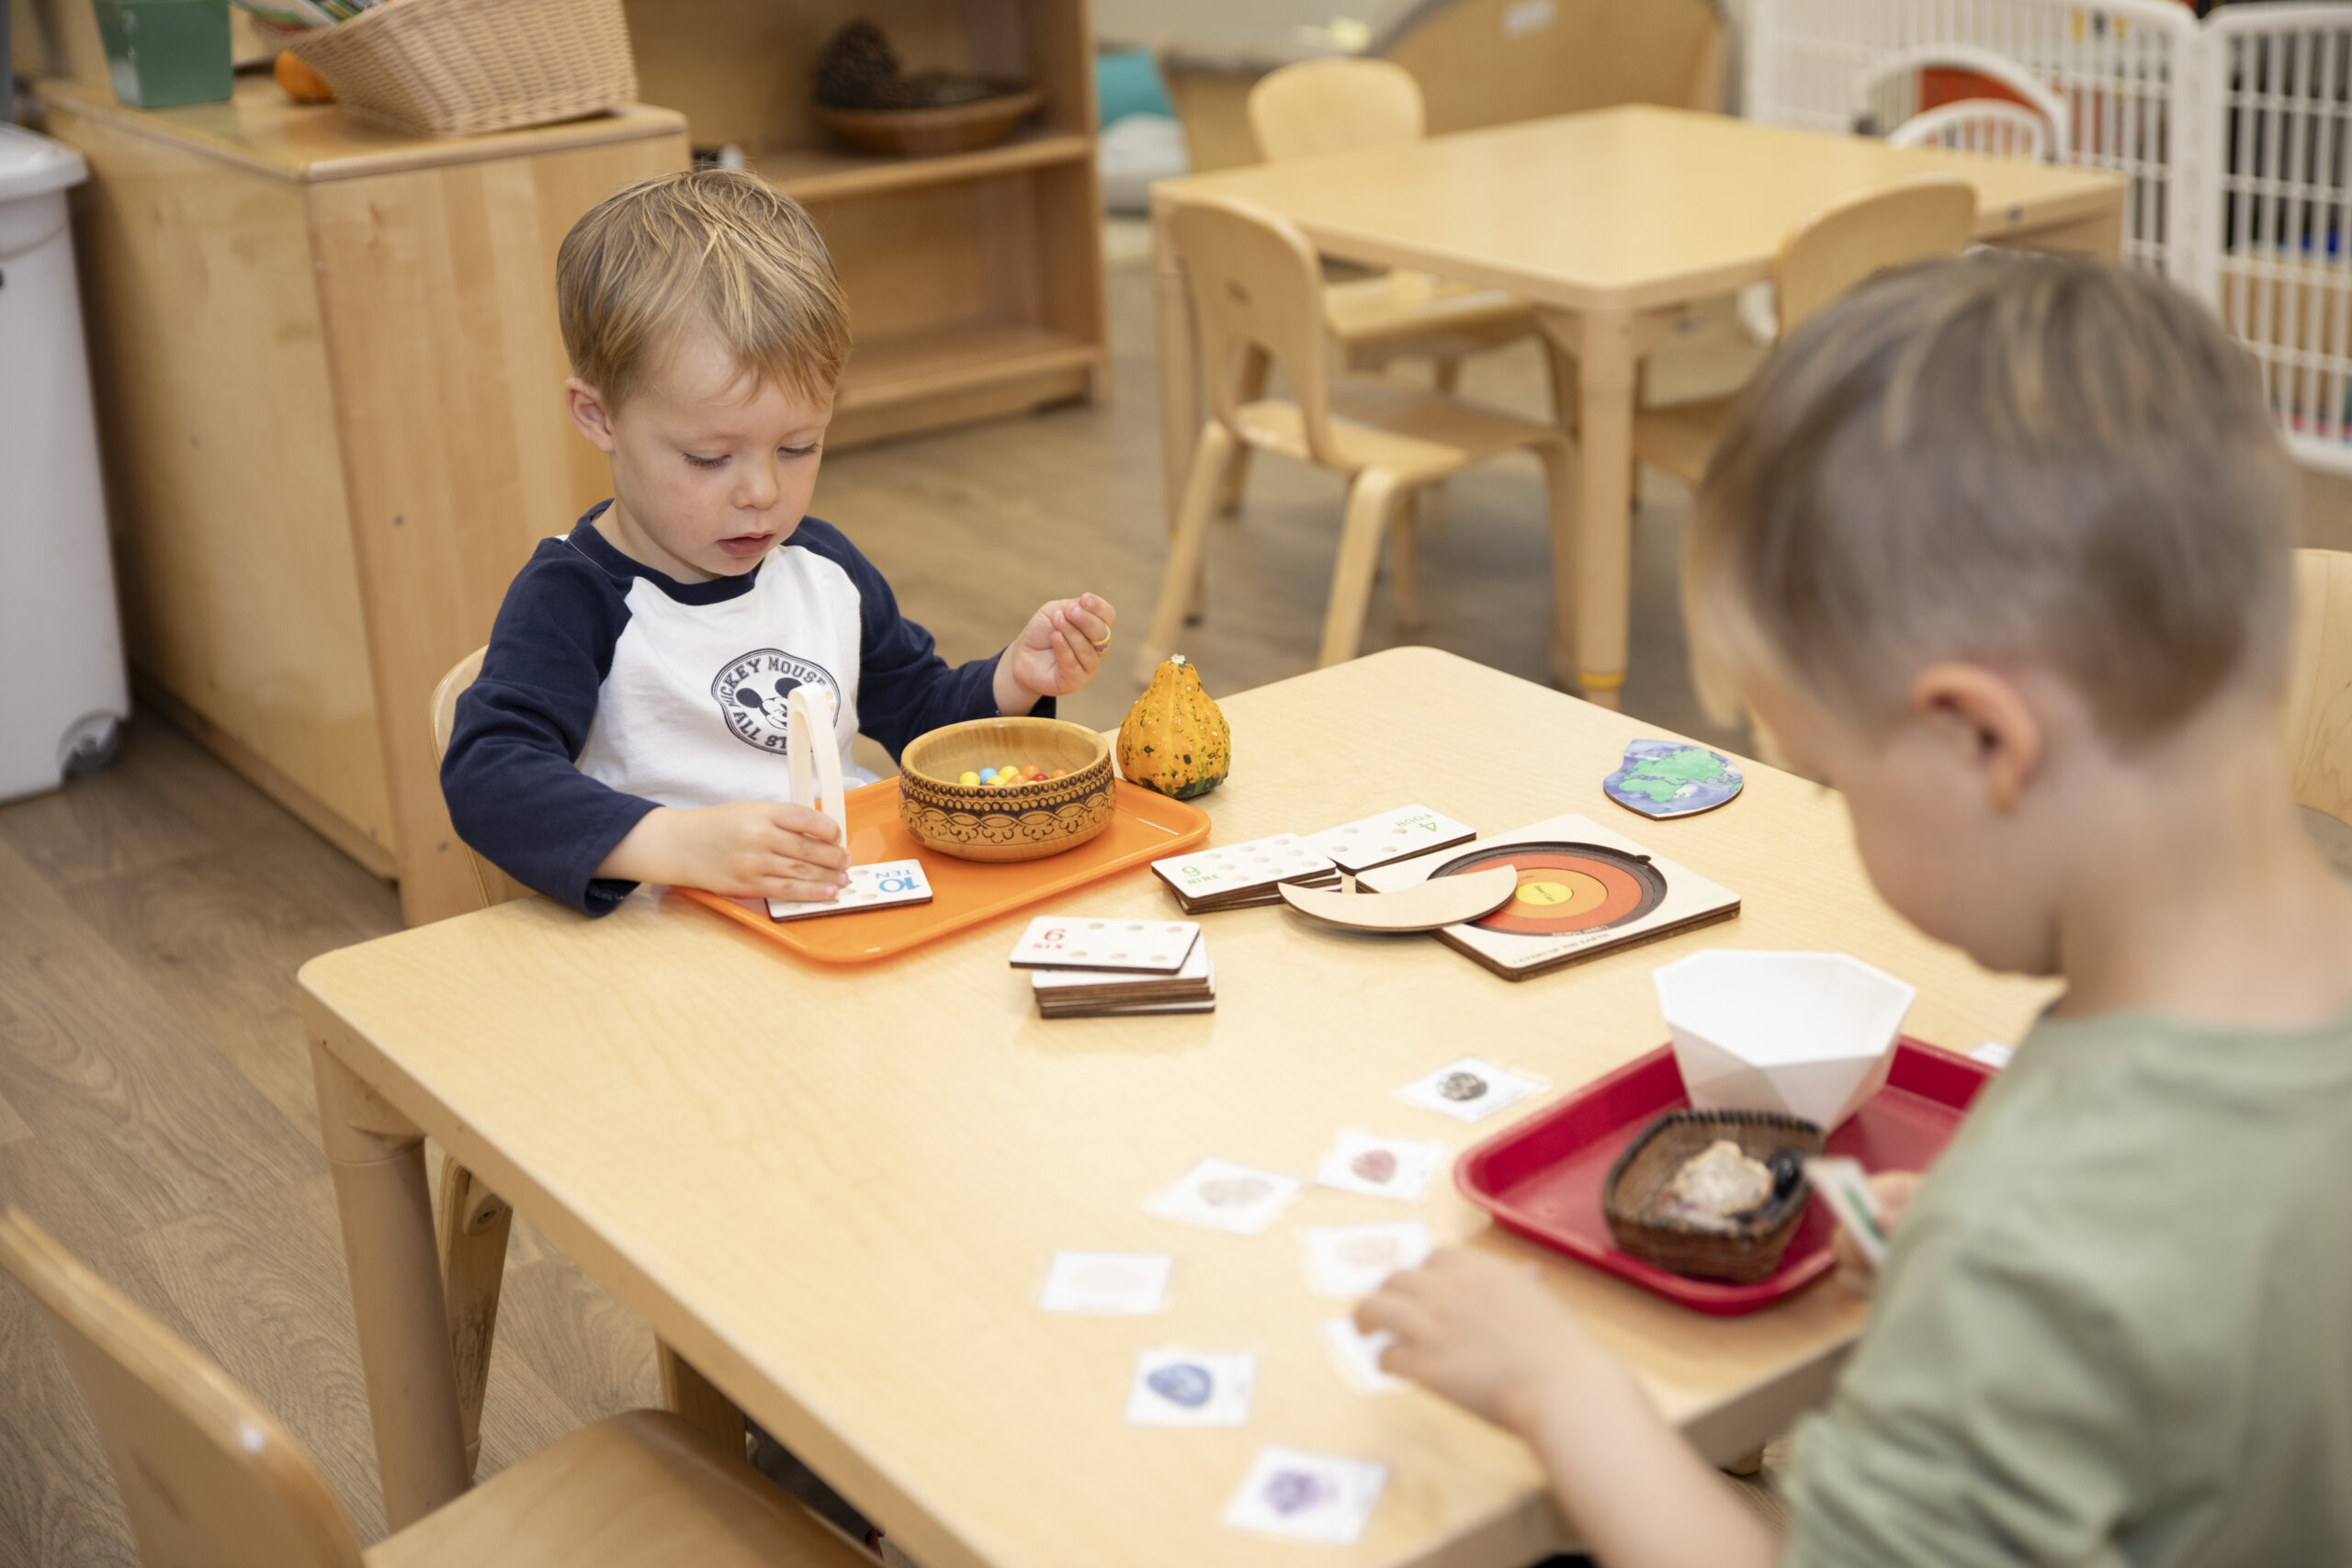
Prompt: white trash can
<box><xmin>0</xmin><ymin>124</ymin><xmax>127</xmax><ymax>803</ymax></box>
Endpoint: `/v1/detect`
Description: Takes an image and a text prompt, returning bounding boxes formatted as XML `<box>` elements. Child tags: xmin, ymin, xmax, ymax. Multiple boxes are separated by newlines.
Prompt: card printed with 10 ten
<box><xmin>766</xmin><ymin>859</ymin><xmax>933</xmax><ymax>922</ymax></box>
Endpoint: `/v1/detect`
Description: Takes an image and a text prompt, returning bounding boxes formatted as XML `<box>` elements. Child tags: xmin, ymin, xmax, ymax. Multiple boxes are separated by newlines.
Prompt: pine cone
<box><xmin>814</xmin><ymin>20</ymin><xmax>904</xmax><ymax>109</ymax></box>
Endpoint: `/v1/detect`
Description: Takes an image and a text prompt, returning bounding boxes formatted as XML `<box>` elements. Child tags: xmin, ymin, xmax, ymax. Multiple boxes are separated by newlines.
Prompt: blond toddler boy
<box><xmin>443</xmin><ymin>171</ymin><xmax>1115</xmax><ymax>913</ymax></box>
<box><xmin>1362</xmin><ymin>255</ymin><xmax>2352</xmax><ymax>1563</ymax></box>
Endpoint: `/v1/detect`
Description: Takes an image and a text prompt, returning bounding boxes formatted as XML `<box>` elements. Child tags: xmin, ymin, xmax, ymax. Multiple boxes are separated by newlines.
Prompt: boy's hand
<box><xmin>1356</xmin><ymin>1247</ymin><xmax>1608</xmax><ymax>1438</ymax></box>
<box><xmin>596</xmin><ymin>800</ymin><xmax>848</xmax><ymax>901</ymax></box>
<box><xmin>995</xmin><ymin>593</ymin><xmax>1116</xmax><ymax>712</ymax></box>
<box><xmin>1832</xmin><ymin>1169</ymin><xmax>1925</xmax><ymax>1297</ymax></box>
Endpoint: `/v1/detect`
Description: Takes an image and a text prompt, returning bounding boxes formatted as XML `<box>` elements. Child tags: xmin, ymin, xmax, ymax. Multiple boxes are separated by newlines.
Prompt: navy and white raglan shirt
<box><xmin>442</xmin><ymin>503</ymin><xmax>1042</xmax><ymax>915</ymax></box>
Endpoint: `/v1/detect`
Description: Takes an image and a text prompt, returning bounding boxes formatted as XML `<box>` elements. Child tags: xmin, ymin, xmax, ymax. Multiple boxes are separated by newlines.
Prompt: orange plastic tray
<box><xmin>673</xmin><ymin>776</ymin><xmax>1211</xmax><ymax>964</ymax></box>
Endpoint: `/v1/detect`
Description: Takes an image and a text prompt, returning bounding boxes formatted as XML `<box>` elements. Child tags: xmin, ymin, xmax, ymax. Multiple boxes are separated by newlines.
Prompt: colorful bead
<box><xmin>959</xmin><ymin>771</ymin><xmax>981</xmax><ymax>786</ymax></box>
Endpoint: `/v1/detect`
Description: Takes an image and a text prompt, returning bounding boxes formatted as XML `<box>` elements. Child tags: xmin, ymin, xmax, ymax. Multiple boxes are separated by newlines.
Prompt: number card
<box><xmin>1010</xmin><ymin>916</ymin><xmax>1201</xmax><ymax>973</ymax></box>
<box><xmin>766</xmin><ymin>860</ymin><xmax>934</xmax><ymax>922</ymax></box>
<box><xmin>1306</xmin><ymin>805</ymin><xmax>1476</xmax><ymax>874</ymax></box>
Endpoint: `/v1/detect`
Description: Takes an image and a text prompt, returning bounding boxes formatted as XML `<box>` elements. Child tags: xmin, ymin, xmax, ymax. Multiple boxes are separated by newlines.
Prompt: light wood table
<box><xmin>1150</xmin><ymin>107</ymin><xmax>2128</xmax><ymax>699</ymax></box>
<box><xmin>301</xmin><ymin>648</ymin><xmax>2052</xmax><ymax>1563</ymax></box>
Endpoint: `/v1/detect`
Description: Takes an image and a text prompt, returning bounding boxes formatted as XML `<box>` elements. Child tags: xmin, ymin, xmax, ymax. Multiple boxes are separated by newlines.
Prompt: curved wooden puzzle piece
<box><xmin>1279</xmin><ymin>863</ymin><xmax>1519</xmax><ymax>931</ymax></box>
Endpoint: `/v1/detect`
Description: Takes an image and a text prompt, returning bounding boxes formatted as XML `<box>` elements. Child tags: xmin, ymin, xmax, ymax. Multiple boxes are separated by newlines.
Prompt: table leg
<box><xmin>309</xmin><ymin>1017</ymin><xmax>469</xmax><ymax>1529</ymax></box>
<box><xmin>435</xmin><ymin>1159</ymin><xmax>512</xmax><ymax>1479</ymax></box>
<box><xmin>1536</xmin><ymin>309</ymin><xmax>1633</xmax><ymax>704</ymax></box>
<box><xmin>1153</xmin><ymin>197</ymin><xmax>1203</xmax><ymax>540</ymax></box>
<box><xmin>659</xmin><ymin>1343</ymin><xmax>749</xmax><ymax>1461</ymax></box>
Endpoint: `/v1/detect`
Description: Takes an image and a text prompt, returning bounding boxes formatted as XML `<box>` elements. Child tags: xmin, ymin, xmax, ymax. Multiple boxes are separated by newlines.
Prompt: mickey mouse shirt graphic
<box><xmin>442</xmin><ymin>503</ymin><xmax>1033</xmax><ymax>914</ymax></box>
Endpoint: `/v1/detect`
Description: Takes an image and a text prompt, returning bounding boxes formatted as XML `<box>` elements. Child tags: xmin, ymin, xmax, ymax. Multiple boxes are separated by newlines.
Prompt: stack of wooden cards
<box><xmin>1151</xmin><ymin>834</ymin><xmax>1339</xmax><ymax>913</ymax></box>
<box><xmin>1012</xmin><ymin>916</ymin><xmax>1216</xmax><ymax>1018</ymax></box>
<box><xmin>1305</xmin><ymin>804</ymin><xmax>1476</xmax><ymax>874</ymax></box>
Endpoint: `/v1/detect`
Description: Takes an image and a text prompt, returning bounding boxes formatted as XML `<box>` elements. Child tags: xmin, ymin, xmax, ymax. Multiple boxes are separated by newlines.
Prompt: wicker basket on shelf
<box><xmin>287</xmin><ymin>0</ymin><xmax>637</xmax><ymax>138</ymax></box>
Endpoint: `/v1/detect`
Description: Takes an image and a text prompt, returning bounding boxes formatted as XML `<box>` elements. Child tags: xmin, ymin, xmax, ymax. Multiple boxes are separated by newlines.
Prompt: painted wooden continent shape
<box><xmin>1279</xmin><ymin>864</ymin><xmax>1520</xmax><ymax>932</ymax></box>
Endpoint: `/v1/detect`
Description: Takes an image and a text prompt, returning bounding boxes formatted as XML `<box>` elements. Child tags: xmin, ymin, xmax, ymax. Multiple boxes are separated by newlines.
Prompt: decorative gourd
<box><xmin>1118</xmin><ymin>655</ymin><xmax>1230</xmax><ymax>799</ymax></box>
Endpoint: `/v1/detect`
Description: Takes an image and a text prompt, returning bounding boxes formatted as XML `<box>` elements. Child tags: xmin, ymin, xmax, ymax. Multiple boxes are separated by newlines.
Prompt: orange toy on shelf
<box><xmin>273</xmin><ymin>50</ymin><xmax>335</xmax><ymax>103</ymax></box>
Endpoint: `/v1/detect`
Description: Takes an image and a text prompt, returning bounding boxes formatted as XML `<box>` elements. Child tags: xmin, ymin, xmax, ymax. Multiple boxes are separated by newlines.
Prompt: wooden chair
<box><xmin>2288</xmin><ymin>547</ymin><xmax>2352</xmax><ymax>830</ymax></box>
<box><xmin>1245</xmin><ymin>59</ymin><xmax>1556</xmax><ymax>401</ymax></box>
<box><xmin>1858</xmin><ymin>46</ymin><xmax>2071</xmax><ymax>161</ymax></box>
<box><xmin>1139</xmin><ymin>195</ymin><xmax>1574</xmax><ymax>673</ymax></box>
<box><xmin>426</xmin><ymin>651</ymin><xmax>747</xmax><ymax>1478</ymax></box>
<box><xmin>0</xmin><ymin>1206</ymin><xmax>868</xmax><ymax>1568</ymax></box>
<box><xmin>1638</xmin><ymin>174</ymin><xmax>1978</xmax><ymax>488</ymax></box>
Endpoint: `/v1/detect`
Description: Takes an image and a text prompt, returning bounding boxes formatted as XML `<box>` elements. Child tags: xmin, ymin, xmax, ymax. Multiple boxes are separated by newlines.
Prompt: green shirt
<box><xmin>1781</xmin><ymin>1007</ymin><xmax>2352</xmax><ymax>1566</ymax></box>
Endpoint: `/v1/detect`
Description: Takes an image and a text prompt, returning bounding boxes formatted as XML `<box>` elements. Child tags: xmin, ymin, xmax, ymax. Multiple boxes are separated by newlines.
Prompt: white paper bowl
<box><xmin>1653</xmin><ymin>950</ymin><xmax>1917</xmax><ymax>1131</ymax></box>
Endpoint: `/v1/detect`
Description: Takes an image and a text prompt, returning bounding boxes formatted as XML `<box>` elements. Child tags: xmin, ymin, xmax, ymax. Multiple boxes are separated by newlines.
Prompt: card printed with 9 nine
<box><xmin>1009</xmin><ymin>916</ymin><xmax>1200</xmax><ymax>973</ymax></box>
<box><xmin>1125</xmin><ymin>1348</ymin><xmax>1256</xmax><ymax>1427</ymax></box>
<box><xmin>1037</xmin><ymin>1251</ymin><xmax>1172</xmax><ymax>1315</ymax></box>
<box><xmin>1148</xmin><ymin>1158</ymin><xmax>1304</xmax><ymax>1235</ymax></box>
<box><xmin>1312</xmin><ymin>1131</ymin><xmax>1447</xmax><ymax>1201</ymax></box>
<box><xmin>765</xmin><ymin>859</ymin><xmax>933</xmax><ymax>921</ymax></box>
<box><xmin>1221</xmin><ymin>1446</ymin><xmax>1389</xmax><ymax>1544</ymax></box>
<box><xmin>1392</xmin><ymin>1055</ymin><xmax>1547</xmax><ymax>1123</ymax></box>
<box><xmin>1302</xmin><ymin>1221</ymin><xmax>1431</xmax><ymax>1298</ymax></box>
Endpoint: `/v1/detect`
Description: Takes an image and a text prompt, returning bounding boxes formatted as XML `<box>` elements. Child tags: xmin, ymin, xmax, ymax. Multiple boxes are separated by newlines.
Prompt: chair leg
<box><xmin>1319</xmin><ymin>469</ymin><xmax>1406</xmax><ymax>668</ymax></box>
<box><xmin>1534</xmin><ymin>439</ymin><xmax>1581</xmax><ymax>695</ymax></box>
<box><xmin>1389</xmin><ymin>491</ymin><xmax>1425</xmax><ymax>634</ymax></box>
<box><xmin>659</xmin><ymin>1343</ymin><xmax>748</xmax><ymax>1461</ymax></box>
<box><xmin>1543</xmin><ymin>338</ymin><xmax>1579</xmax><ymax>431</ymax></box>
<box><xmin>435</xmin><ymin>1159</ymin><xmax>512</xmax><ymax>1479</ymax></box>
<box><xmin>1431</xmin><ymin>355</ymin><xmax>1463</xmax><ymax>394</ymax></box>
<box><xmin>1138</xmin><ymin>421</ymin><xmax>1238</xmax><ymax>683</ymax></box>
<box><xmin>1213</xmin><ymin>347</ymin><xmax>1269</xmax><ymax>516</ymax></box>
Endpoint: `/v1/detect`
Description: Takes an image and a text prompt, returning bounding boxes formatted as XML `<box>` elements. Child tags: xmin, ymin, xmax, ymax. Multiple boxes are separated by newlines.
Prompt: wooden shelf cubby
<box><xmin>623</xmin><ymin>0</ymin><xmax>1109</xmax><ymax>448</ymax></box>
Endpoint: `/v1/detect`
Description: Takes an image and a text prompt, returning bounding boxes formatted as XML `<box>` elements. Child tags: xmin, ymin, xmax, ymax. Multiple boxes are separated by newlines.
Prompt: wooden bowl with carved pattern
<box><xmin>898</xmin><ymin>717</ymin><xmax>1115</xmax><ymax>863</ymax></box>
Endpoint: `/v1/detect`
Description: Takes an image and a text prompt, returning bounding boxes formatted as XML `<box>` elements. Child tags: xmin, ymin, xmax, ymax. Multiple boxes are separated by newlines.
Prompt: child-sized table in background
<box><xmin>1151</xmin><ymin>107</ymin><xmax>2127</xmax><ymax>703</ymax></box>
<box><xmin>300</xmin><ymin>647</ymin><xmax>2055</xmax><ymax>1562</ymax></box>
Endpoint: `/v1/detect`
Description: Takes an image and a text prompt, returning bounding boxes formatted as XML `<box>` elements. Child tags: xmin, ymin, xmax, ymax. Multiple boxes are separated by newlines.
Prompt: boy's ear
<box><xmin>566</xmin><ymin>378</ymin><xmax>619</xmax><ymax>453</ymax></box>
<box><xmin>1908</xmin><ymin>662</ymin><xmax>2043</xmax><ymax>814</ymax></box>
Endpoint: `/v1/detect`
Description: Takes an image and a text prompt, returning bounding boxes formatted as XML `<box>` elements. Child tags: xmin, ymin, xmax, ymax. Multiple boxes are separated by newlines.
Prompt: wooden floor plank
<box><xmin>0</xmin><ymin>838</ymin><xmax>323</xmax><ymax>1238</ymax></box>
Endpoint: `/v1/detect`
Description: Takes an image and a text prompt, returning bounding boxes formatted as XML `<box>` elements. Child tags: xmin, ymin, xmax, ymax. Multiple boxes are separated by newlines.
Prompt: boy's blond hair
<box><xmin>557</xmin><ymin>169</ymin><xmax>850</xmax><ymax>408</ymax></box>
<box><xmin>1687</xmin><ymin>253</ymin><xmax>2294</xmax><ymax>746</ymax></box>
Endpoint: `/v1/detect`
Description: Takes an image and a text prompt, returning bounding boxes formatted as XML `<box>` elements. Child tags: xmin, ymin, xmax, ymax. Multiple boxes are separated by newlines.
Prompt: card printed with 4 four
<box><xmin>1125</xmin><ymin>1348</ymin><xmax>1256</xmax><ymax>1427</ymax></box>
<box><xmin>1148</xmin><ymin>1158</ymin><xmax>1304</xmax><ymax>1235</ymax></box>
<box><xmin>1305</xmin><ymin>804</ymin><xmax>1476</xmax><ymax>874</ymax></box>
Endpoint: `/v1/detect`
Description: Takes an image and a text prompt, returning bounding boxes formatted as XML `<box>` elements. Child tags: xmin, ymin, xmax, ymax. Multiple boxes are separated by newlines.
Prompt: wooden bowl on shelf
<box><xmin>811</xmin><ymin>87</ymin><xmax>1044</xmax><ymax>156</ymax></box>
<box><xmin>899</xmin><ymin>716</ymin><xmax>1114</xmax><ymax>863</ymax></box>
<box><xmin>1601</xmin><ymin>1110</ymin><xmax>1825</xmax><ymax>1283</ymax></box>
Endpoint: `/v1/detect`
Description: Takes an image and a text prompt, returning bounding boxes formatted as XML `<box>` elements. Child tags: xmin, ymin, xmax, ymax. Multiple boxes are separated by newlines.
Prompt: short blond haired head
<box><xmin>1688</xmin><ymin>252</ymin><xmax>2294</xmax><ymax>749</ymax></box>
<box><xmin>557</xmin><ymin>169</ymin><xmax>850</xmax><ymax>409</ymax></box>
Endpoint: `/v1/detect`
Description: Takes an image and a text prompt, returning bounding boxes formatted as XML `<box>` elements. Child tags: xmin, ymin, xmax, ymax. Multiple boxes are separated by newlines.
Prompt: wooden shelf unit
<box><xmin>625</xmin><ymin>0</ymin><xmax>1110</xmax><ymax>447</ymax></box>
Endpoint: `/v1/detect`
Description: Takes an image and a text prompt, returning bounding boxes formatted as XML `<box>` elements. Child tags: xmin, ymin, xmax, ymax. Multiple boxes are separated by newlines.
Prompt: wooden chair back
<box><xmin>1248</xmin><ymin>59</ymin><xmax>1424</xmax><ymax>163</ymax></box>
<box><xmin>1372</xmin><ymin>0</ymin><xmax>1724</xmax><ymax>135</ymax></box>
<box><xmin>431</xmin><ymin>648</ymin><xmax>535</xmax><ymax>908</ymax></box>
<box><xmin>2288</xmin><ymin>547</ymin><xmax>2352</xmax><ymax>828</ymax></box>
<box><xmin>1170</xmin><ymin>196</ymin><xmax>1344</xmax><ymax>466</ymax></box>
<box><xmin>0</xmin><ymin>1208</ymin><xmax>367</xmax><ymax>1568</ymax></box>
<box><xmin>1774</xmin><ymin>173</ymin><xmax>1979</xmax><ymax>336</ymax></box>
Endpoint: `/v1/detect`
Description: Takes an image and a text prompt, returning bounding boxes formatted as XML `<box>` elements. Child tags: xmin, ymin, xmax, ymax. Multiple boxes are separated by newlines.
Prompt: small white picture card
<box><xmin>1393</xmin><ymin>1056</ymin><xmax>1546</xmax><ymax>1124</ymax></box>
<box><xmin>1221</xmin><ymin>1446</ymin><xmax>1388</xmax><ymax>1545</ymax></box>
<box><xmin>1148</xmin><ymin>1158</ymin><xmax>1303</xmax><ymax>1235</ymax></box>
<box><xmin>1302</xmin><ymin>1222</ymin><xmax>1431</xmax><ymax>1298</ymax></box>
<box><xmin>1152</xmin><ymin>835</ymin><xmax>1337</xmax><ymax>900</ymax></box>
<box><xmin>1322</xmin><ymin>1318</ymin><xmax>1406</xmax><ymax>1394</ymax></box>
<box><xmin>1313</xmin><ymin>1132</ymin><xmax>1447</xmax><ymax>1202</ymax></box>
<box><xmin>1125</xmin><ymin>1348</ymin><xmax>1256</xmax><ymax>1427</ymax></box>
<box><xmin>1306</xmin><ymin>805</ymin><xmax>1476</xmax><ymax>874</ymax></box>
<box><xmin>766</xmin><ymin>859</ymin><xmax>933</xmax><ymax>922</ymax></box>
<box><xmin>1010</xmin><ymin>916</ymin><xmax>1200</xmax><ymax>973</ymax></box>
<box><xmin>1031</xmin><ymin>938</ymin><xmax>1212</xmax><ymax>992</ymax></box>
<box><xmin>1038</xmin><ymin>1251</ymin><xmax>1172</xmax><ymax>1315</ymax></box>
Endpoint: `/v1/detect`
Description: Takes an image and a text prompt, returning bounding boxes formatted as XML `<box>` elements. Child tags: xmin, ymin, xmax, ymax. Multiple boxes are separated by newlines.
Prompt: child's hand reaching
<box><xmin>1832</xmin><ymin>1169</ymin><xmax>1925</xmax><ymax>1297</ymax></box>
<box><xmin>1355</xmin><ymin>1247</ymin><xmax>1608</xmax><ymax>1438</ymax></box>
<box><xmin>596</xmin><ymin>799</ymin><xmax>848</xmax><ymax>902</ymax></box>
<box><xmin>994</xmin><ymin>593</ymin><xmax>1116</xmax><ymax>713</ymax></box>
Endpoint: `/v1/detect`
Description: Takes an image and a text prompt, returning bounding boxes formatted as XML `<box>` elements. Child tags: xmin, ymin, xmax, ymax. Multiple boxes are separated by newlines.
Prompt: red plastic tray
<box><xmin>1455</xmin><ymin>1038</ymin><xmax>1993</xmax><ymax>1315</ymax></box>
<box><xmin>673</xmin><ymin>776</ymin><xmax>1210</xmax><ymax>964</ymax></box>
